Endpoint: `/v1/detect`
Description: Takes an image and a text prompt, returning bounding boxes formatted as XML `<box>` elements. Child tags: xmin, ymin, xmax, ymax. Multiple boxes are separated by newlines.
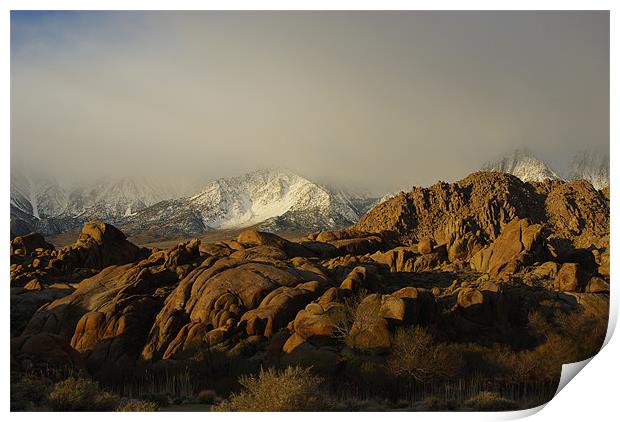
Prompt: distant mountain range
<box><xmin>10</xmin><ymin>149</ymin><xmax>608</xmax><ymax>239</ymax></box>
<box><xmin>10</xmin><ymin>168</ymin><xmax>379</xmax><ymax>238</ymax></box>
<box><xmin>119</xmin><ymin>168</ymin><xmax>380</xmax><ymax>238</ymax></box>
<box><xmin>482</xmin><ymin>148</ymin><xmax>609</xmax><ymax>189</ymax></box>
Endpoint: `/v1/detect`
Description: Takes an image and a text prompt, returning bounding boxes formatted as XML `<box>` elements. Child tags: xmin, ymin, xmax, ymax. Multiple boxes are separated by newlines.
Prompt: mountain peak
<box><xmin>569</xmin><ymin>150</ymin><xmax>609</xmax><ymax>190</ymax></box>
<box><xmin>482</xmin><ymin>148</ymin><xmax>561</xmax><ymax>183</ymax></box>
<box><xmin>186</xmin><ymin>167</ymin><xmax>358</xmax><ymax>232</ymax></box>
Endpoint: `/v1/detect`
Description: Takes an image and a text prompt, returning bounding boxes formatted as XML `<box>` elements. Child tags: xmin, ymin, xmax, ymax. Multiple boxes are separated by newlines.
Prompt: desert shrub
<box><xmin>331</xmin><ymin>398</ymin><xmax>391</xmax><ymax>411</ymax></box>
<box><xmin>47</xmin><ymin>376</ymin><xmax>120</xmax><ymax>411</ymax></box>
<box><xmin>481</xmin><ymin>309</ymin><xmax>608</xmax><ymax>386</ymax></box>
<box><xmin>464</xmin><ymin>391</ymin><xmax>518</xmax><ymax>411</ymax></box>
<box><xmin>449</xmin><ymin>342</ymin><xmax>502</xmax><ymax>378</ymax></box>
<box><xmin>555</xmin><ymin>311</ymin><xmax>607</xmax><ymax>361</ymax></box>
<box><xmin>529</xmin><ymin>307</ymin><xmax>607</xmax><ymax>361</ymax></box>
<box><xmin>421</xmin><ymin>395</ymin><xmax>456</xmax><ymax>411</ymax></box>
<box><xmin>11</xmin><ymin>375</ymin><xmax>51</xmax><ymax>411</ymax></box>
<box><xmin>484</xmin><ymin>344</ymin><xmax>544</xmax><ymax>384</ymax></box>
<box><xmin>116</xmin><ymin>399</ymin><xmax>159</xmax><ymax>412</ymax></box>
<box><xmin>393</xmin><ymin>399</ymin><xmax>411</xmax><ymax>409</ymax></box>
<box><xmin>197</xmin><ymin>389</ymin><xmax>217</xmax><ymax>404</ymax></box>
<box><xmin>340</xmin><ymin>352</ymin><xmax>396</xmax><ymax>397</ymax></box>
<box><xmin>333</xmin><ymin>289</ymin><xmax>372</xmax><ymax>347</ymax></box>
<box><xmin>140</xmin><ymin>392</ymin><xmax>169</xmax><ymax>408</ymax></box>
<box><xmin>388</xmin><ymin>326</ymin><xmax>464</xmax><ymax>383</ymax></box>
<box><xmin>214</xmin><ymin>366</ymin><xmax>329</xmax><ymax>411</ymax></box>
<box><xmin>483</xmin><ymin>335</ymin><xmax>573</xmax><ymax>385</ymax></box>
<box><xmin>514</xmin><ymin>309</ymin><xmax>605</xmax><ymax>382</ymax></box>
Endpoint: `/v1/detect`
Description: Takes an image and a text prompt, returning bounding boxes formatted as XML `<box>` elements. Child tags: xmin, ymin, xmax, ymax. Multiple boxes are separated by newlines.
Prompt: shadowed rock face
<box><xmin>10</xmin><ymin>232</ymin><xmax>54</xmax><ymax>256</ymax></box>
<box><xmin>9</xmin><ymin>172</ymin><xmax>610</xmax><ymax>382</ymax></box>
<box><xmin>58</xmin><ymin>221</ymin><xmax>148</xmax><ymax>270</ymax></box>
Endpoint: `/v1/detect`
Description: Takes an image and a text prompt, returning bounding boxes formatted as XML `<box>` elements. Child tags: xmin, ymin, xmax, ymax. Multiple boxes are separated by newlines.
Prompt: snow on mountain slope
<box><xmin>10</xmin><ymin>170</ymin><xmax>34</xmax><ymax>217</ymax></box>
<box><xmin>328</xmin><ymin>187</ymin><xmax>379</xmax><ymax>219</ymax></box>
<box><xmin>118</xmin><ymin>198</ymin><xmax>207</xmax><ymax>239</ymax></box>
<box><xmin>10</xmin><ymin>167</ymin><xmax>380</xmax><ymax>238</ymax></box>
<box><xmin>10</xmin><ymin>169</ymin><xmax>68</xmax><ymax>219</ymax></box>
<box><xmin>190</xmin><ymin>169</ymin><xmax>357</xmax><ymax>229</ymax></box>
<box><xmin>122</xmin><ymin>168</ymin><xmax>372</xmax><ymax>237</ymax></box>
<box><xmin>10</xmin><ymin>171</ymin><xmax>179</xmax><ymax>235</ymax></box>
<box><xmin>481</xmin><ymin>148</ymin><xmax>562</xmax><ymax>183</ymax></box>
<box><xmin>64</xmin><ymin>177</ymin><xmax>178</xmax><ymax>221</ymax></box>
<box><xmin>568</xmin><ymin>150</ymin><xmax>609</xmax><ymax>190</ymax></box>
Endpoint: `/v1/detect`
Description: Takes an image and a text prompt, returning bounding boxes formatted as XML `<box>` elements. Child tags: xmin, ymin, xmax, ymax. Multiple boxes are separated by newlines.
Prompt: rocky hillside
<box><xmin>10</xmin><ymin>171</ymin><xmax>609</xmax><ymax>411</ymax></box>
<box><xmin>353</xmin><ymin>172</ymin><xmax>609</xmax><ymax>249</ymax></box>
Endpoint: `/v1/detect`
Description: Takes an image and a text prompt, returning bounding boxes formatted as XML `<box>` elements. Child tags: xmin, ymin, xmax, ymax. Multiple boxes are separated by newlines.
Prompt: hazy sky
<box><xmin>11</xmin><ymin>11</ymin><xmax>609</xmax><ymax>195</ymax></box>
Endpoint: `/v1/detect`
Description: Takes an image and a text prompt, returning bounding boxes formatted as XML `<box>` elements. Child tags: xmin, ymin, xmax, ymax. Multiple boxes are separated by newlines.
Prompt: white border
<box><xmin>2</xmin><ymin>2</ymin><xmax>616</xmax><ymax>421</ymax></box>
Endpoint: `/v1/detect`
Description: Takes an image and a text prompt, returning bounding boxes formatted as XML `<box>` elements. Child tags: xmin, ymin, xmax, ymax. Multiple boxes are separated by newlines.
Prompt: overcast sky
<box><xmin>11</xmin><ymin>11</ymin><xmax>609</xmax><ymax>195</ymax></box>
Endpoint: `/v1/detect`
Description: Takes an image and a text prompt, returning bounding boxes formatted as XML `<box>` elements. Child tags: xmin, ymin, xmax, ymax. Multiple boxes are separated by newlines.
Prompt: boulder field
<box><xmin>10</xmin><ymin>172</ymin><xmax>609</xmax><ymax>383</ymax></box>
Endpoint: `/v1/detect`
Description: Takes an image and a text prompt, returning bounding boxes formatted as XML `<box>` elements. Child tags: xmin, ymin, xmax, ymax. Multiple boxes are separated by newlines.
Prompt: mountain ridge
<box><xmin>10</xmin><ymin>167</ymin><xmax>379</xmax><ymax>238</ymax></box>
<box><xmin>481</xmin><ymin>148</ymin><xmax>609</xmax><ymax>189</ymax></box>
<box><xmin>11</xmin><ymin>150</ymin><xmax>608</xmax><ymax>239</ymax></box>
<box><xmin>121</xmin><ymin>168</ymin><xmax>377</xmax><ymax>238</ymax></box>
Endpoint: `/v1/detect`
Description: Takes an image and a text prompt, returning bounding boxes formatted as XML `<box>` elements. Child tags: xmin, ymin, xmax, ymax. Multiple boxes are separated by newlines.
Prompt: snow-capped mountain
<box><xmin>568</xmin><ymin>150</ymin><xmax>609</xmax><ymax>190</ymax></box>
<box><xmin>10</xmin><ymin>168</ymin><xmax>77</xmax><ymax>236</ymax></box>
<box><xmin>10</xmin><ymin>168</ymin><xmax>68</xmax><ymax>219</ymax></box>
<box><xmin>64</xmin><ymin>177</ymin><xmax>178</xmax><ymax>221</ymax></box>
<box><xmin>11</xmin><ymin>167</ymin><xmax>380</xmax><ymax>238</ymax></box>
<box><xmin>122</xmin><ymin>168</ymin><xmax>377</xmax><ymax>238</ymax></box>
<box><xmin>481</xmin><ymin>148</ymin><xmax>561</xmax><ymax>183</ymax></box>
<box><xmin>328</xmin><ymin>188</ymin><xmax>379</xmax><ymax>219</ymax></box>
<box><xmin>481</xmin><ymin>148</ymin><xmax>610</xmax><ymax>190</ymax></box>
<box><xmin>10</xmin><ymin>171</ymin><xmax>179</xmax><ymax>236</ymax></box>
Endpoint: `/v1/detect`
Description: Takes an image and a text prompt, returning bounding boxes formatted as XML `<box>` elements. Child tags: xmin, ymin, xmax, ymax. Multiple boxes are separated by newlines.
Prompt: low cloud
<box><xmin>11</xmin><ymin>11</ymin><xmax>609</xmax><ymax>195</ymax></box>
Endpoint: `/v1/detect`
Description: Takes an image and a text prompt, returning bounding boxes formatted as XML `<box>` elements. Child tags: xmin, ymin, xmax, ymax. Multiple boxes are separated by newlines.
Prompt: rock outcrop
<box><xmin>21</xmin><ymin>237</ymin><xmax>204</xmax><ymax>372</ymax></box>
<box><xmin>141</xmin><ymin>250</ymin><xmax>329</xmax><ymax>361</ymax></box>
<box><xmin>56</xmin><ymin>221</ymin><xmax>148</xmax><ymax>271</ymax></box>
<box><xmin>10</xmin><ymin>222</ymin><xmax>148</xmax><ymax>289</ymax></box>
<box><xmin>470</xmin><ymin>219</ymin><xmax>546</xmax><ymax>279</ymax></box>
<box><xmin>555</xmin><ymin>263</ymin><xmax>589</xmax><ymax>292</ymax></box>
<box><xmin>352</xmin><ymin>172</ymin><xmax>608</xmax><ymax>252</ymax></box>
<box><xmin>10</xmin><ymin>173</ymin><xmax>609</xmax><ymax>391</ymax></box>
